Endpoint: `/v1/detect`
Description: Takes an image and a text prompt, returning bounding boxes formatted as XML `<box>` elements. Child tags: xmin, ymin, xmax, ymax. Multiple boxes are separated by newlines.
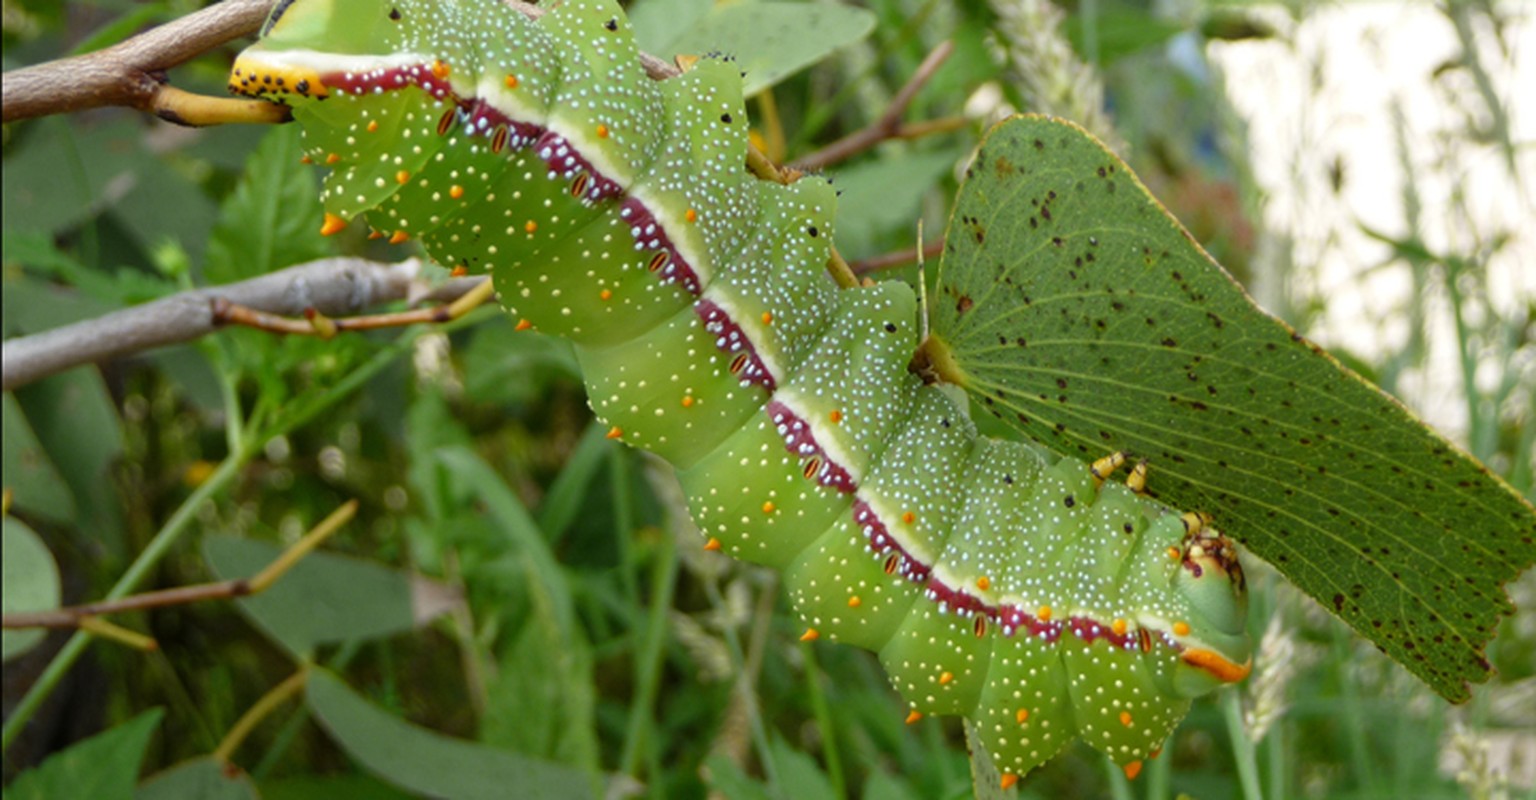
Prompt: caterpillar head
<box><xmin>1168</xmin><ymin>527</ymin><xmax>1253</xmax><ymax>696</ymax></box>
<box><xmin>229</xmin><ymin>0</ymin><xmax>423</xmax><ymax>103</ymax></box>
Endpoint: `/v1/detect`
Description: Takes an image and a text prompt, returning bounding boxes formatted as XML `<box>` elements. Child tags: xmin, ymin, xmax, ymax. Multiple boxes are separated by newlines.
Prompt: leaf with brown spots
<box><xmin>928</xmin><ymin>115</ymin><xmax>1536</xmax><ymax>703</ymax></box>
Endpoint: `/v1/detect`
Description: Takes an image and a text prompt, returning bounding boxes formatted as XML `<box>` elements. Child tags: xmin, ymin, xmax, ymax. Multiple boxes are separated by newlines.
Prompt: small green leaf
<box><xmin>136</xmin><ymin>757</ymin><xmax>258</xmax><ymax>800</ymax></box>
<box><xmin>203</xmin><ymin>536</ymin><xmax>422</xmax><ymax>659</ymax></box>
<box><xmin>929</xmin><ymin>115</ymin><xmax>1536</xmax><ymax>702</ymax></box>
<box><xmin>305</xmin><ymin>668</ymin><xmax>598</xmax><ymax>800</ymax></box>
<box><xmin>656</xmin><ymin>3</ymin><xmax>876</xmax><ymax>95</ymax></box>
<box><xmin>2</xmin><ymin>516</ymin><xmax>62</xmax><ymax>661</ymax></box>
<box><xmin>832</xmin><ymin>148</ymin><xmax>962</xmax><ymax>260</ymax></box>
<box><xmin>2</xmin><ymin>393</ymin><xmax>75</xmax><ymax>523</ymax></box>
<box><xmin>205</xmin><ymin>124</ymin><xmax>329</xmax><ymax>285</ymax></box>
<box><xmin>7</xmin><ymin>708</ymin><xmax>163</xmax><ymax>800</ymax></box>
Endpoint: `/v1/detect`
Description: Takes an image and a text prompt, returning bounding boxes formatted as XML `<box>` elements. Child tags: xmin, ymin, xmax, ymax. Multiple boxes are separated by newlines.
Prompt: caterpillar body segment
<box><xmin>230</xmin><ymin>0</ymin><xmax>1253</xmax><ymax>784</ymax></box>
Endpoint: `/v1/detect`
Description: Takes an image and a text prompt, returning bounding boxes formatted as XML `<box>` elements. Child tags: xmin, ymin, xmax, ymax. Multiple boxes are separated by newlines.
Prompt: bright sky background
<box><xmin>1209</xmin><ymin>2</ymin><xmax>1533</xmax><ymax>441</ymax></box>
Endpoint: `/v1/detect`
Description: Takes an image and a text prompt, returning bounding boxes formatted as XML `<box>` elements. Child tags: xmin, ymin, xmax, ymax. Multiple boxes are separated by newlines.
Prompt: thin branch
<box><xmin>850</xmin><ymin>238</ymin><xmax>946</xmax><ymax>276</ymax></box>
<box><xmin>791</xmin><ymin>40</ymin><xmax>957</xmax><ymax>172</ymax></box>
<box><xmin>210</xmin><ymin>275</ymin><xmax>494</xmax><ymax>337</ymax></box>
<box><xmin>0</xmin><ymin>257</ymin><xmax>491</xmax><ymax>391</ymax></box>
<box><xmin>1</xmin><ymin>0</ymin><xmax>286</xmax><ymax>126</ymax></box>
<box><xmin>2</xmin><ymin>501</ymin><xmax>357</xmax><ymax>630</ymax></box>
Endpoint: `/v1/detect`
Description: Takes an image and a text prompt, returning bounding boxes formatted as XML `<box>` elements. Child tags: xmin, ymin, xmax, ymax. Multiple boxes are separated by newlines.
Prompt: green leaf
<box><xmin>136</xmin><ymin>757</ymin><xmax>259</xmax><ymax>800</ymax></box>
<box><xmin>204</xmin><ymin>124</ymin><xmax>329</xmax><ymax>285</ymax></box>
<box><xmin>655</xmin><ymin>2</ymin><xmax>876</xmax><ymax>96</ymax></box>
<box><xmin>7</xmin><ymin>708</ymin><xmax>163</xmax><ymax>800</ymax></box>
<box><xmin>1</xmin><ymin>392</ymin><xmax>75</xmax><ymax>523</ymax></box>
<box><xmin>928</xmin><ymin>115</ymin><xmax>1536</xmax><ymax>702</ymax></box>
<box><xmin>202</xmin><ymin>536</ymin><xmax>423</xmax><ymax>659</ymax></box>
<box><xmin>2</xmin><ymin>516</ymin><xmax>61</xmax><ymax>661</ymax></box>
<box><xmin>305</xmin><ymin>668</ymin><xmax>598</xmax><ymax>800</ymax></box>
<box><xmin>832</xmin><ymin>148</ymin><xmax>963</xmax><ymax>260</ymax></box>
<box><xmin>14</xmin><ymin>367</ymin><xmax>126</xmax><ymax>557</ymax></box>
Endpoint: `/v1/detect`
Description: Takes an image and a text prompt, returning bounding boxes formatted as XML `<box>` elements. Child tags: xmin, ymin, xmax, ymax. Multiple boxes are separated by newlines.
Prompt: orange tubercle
<box><xmin>524</xmin><ymin>220</ymin><xmax>538</xmax><ymax>234</ymax></box>
<box><xmin>367</xmin><ymin>120</ymin><xmax>379</xmax><ymax>133</ymax></box>
<box><xmin>1037</xmin><ymin>605</ymin><xmax>1052</xmax><ymax>621</ymax></box>
<box><xmin>299</xmin><ymin>155</ymin><xmax>313</xmax><ymax>164</ymax></box>
<box><xmin>596</xmin><ymin>123</ymin><xmax>609</xmax><ymax>138</ymax></box>
<box><xmin>1173</xmin><ymin>621</ymin><xmax>1191</xmax><ymax>636</ymax></box>
<box><xmin>761</xmin><ymin>501</ymin><xmax>776</xmax><ymax>515</ymax></box>
<box><xmin>515</xmin><ymin>319</ymin><xmax>534</xmax><ymax>331</ymax></box>
<box><xmin>685</xmin><ymin>208</ymin><xmax>697</xmax><ymax>223</ymax></box>
<box><xmin>800</xmin><ymin>628</ymin><xmax>820</xmax><ymax>642</ymax></box>
<box><xmin>828</xmin><ymin>409</ymin><xmax>843</xmax><ymax>423</ymax></box>
<box><xmin>761</xmin><ymin>312</ymin><xmax>773</xmax><ymax>325</ymax></box>
<box><xmin>1015</xmin><ymin>708</ymin><xmax>1029</xmax><ymax>724</ymax></box>
<box><xmin>1000</xmin><ymin>773</ymin><xmax>1019</xmax><ymax>790</ymax></box>
<box><xmin>703</xmin><ymin>537</ymin><xmax>722</xmax><ymax>551</ymax></box>
<box><xmin>450</xmin><ymin>185</ymin><xmax>464</xmax><ymax>199</ymax></box>
<box><xmin>325</xmin><ymin>153</ymin><xmax>341</xmax><ymax>165</ymax></box>
<box><xmin>1119</xmin><ymin>711</ymin><xmax>1133</xmax><ymax>727</ymax></box>
<box><xmin>680</xmin><ymin>395</ymin><xmax>694</xmax><ymax>408</ymax></box>
<box><xmin>395</xmin><ymin>170</ymin><xmax>410</xmax><ymax>185</ymax></box>
<box><xmin>904</xmin><ymin>710</ymin><xmax>923</xmax><ymax>725</ymax></box>
<box><xmin>604</xmin><ymin>425</ymin><xmax>623</xmax><ymax>439</ymax></box>
<box><xmin>1123</xmin><ymin>761</ymin><xmax>1143</xmax><ymax>780</ymax></box>
<box><xmin>1112</xmin><ymin>618</ymin><xmax>1128</xmax><ymax>636</ymax></box>
<box><xmin>320</xmin><ymin>213</ymin><xmax>347</xmax><ymax>236</ymax></box>
<box><xmin>504</xmin><ymin>74</ymin><xmax>519</xmax><ymax>89</ymax></box>
<box><xmin>847</xmin><ymin>596</ymin><xmax>861</xmax><ymax>608</ymax></box>
<box><xmin>599</xmin><ymin>289</ymin><xmax>613</xmax><ymax>301</ymax></box>
<box><xmin>389</xmin><ymin>230</ymin><xmax>409</xmax><ymax>245</ymax></box>
<box><xmin>450</xmin><ymin>265</ymin><xmax>468</xmax><ymax>277</ymax></box>
<box><xmin>976</xmin><ymin>576</ymin><xmax>991</xmax><ymax>591</ymax></box>
<box><xmin>938</xmin><ymin>671</ymin><xmax>954</xmax><ymax>685</ymax></box>
<box><xmin>1166</xmin><ymin>546</ymin><xmax>1181</xmax><ymax>561</ymax></box>
<box><xmin>431</xmin><ymin>60</ymin><xmax>450</xmax><ymax>79</ymax></box>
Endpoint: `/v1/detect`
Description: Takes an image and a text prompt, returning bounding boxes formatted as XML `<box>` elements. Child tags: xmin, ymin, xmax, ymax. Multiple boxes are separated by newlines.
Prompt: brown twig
<box><xmin>2</xmin><ymin>501</ymin><xmax>358</xmax><ymax>631</ymax></box>
<box><xmin>850</xmin><ymin>238</ymin><xmax>947</xmax><ymax>276</ymax></box>
<box><xmin>211</xmin><ymin>274</ymin><xmax>495</xmax><ymax>337</ymax></box>
<box><xmin>0</xmin><ymin>257</ymin><xmax>482</xmax><ymax>392</ymax></box>
<box><xmin>791</xmin><ymin>40</ymin><xmax>957</xmax><ymax>172</ymax></box>
<box><xmin>1</xmin><ymin>0</ymin><xmax>286</xmax><ymax>126</ymax></box>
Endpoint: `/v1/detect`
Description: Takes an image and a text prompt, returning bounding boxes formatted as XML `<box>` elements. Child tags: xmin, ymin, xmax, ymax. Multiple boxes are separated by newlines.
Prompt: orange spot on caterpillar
<box><xmin>367</xmin><ymin>120</ymin><xmax>379</xmax><ymax>133</ymax></box>
<box><xmin>605</xmin><ymin>425</ymin><xmax>622</xmax><ymax>439</ymax></box>
<box><xmin>761</xmin><ymin>501</ymin><xmax>776</xmax><ymax>515</ymax></box>
<box><xmin>976</xmin><ymin>576</ymin><xmax>991</xmax><ymax>592</ymax></box>
<box><xmin>299</xmin><ymin>155</ymin><xmax>313</xmax><ymax>164</ymax></box>
<box><xmin>395</xmin><ymin>170</ymin><xmax>410</xmax><ymax>185</ymax></box>
<box><xmin>325</xmin><ymin>153</ymin><xmax>341</xmax><ymax>165</ymax></box>
<box><xmin>450</xmin><ymin>265</ymin><xmax>468</xmax><ymax>277</ymax></box>
<box><xmin>1037</xmin><ymin>605</ymin><xmax>1052</xmax><ymax>621</ymax></box>
<box><xmin>599</xmin><ymin>289</ymin><xmax>613</xmax><ymax>301</ymax></box>
<box><xmin>829</xmin><ymin>410</ymin><xmax>843</xmax><ymax>424</ymax></box>
<box><xmin>1000</xmin><ymin>774</ymin><xmax>1019</xmax><ymax>790</ymax></box>
<box><xmin>681</xmin><ymin>395</ymin><xmax>694</xmax><ymax>408</ymax></box>
<box><xmin>1150</xmin><ymin>748</ymin><xmax>1163</xmax><ymax>759</ymax></box>
<box><xmin>320</xmin><ymin>213</ymin><xmax>347</xmax><ymax>236</ymax></box>
<box><xmin>1124</xmin><ymin>761</ymin><xmax>1143</xmax><ymax>780</ymax></box>
<box><xmin>1173</xmin><ymin>621</ymin><xmax>1191</xmax><ymax>636</ymax></box>
<box><xmin>515</xmin><ymin>319</ymin><xmax>534</xmax><ymax>331</ymax></box>
<box><xmin>504</xmin><ymin>74</ymin><xmax>519</xmax><ymax>89</ymax></box>
<box><xmin>703</xmin><ymin>537</ymin><xmax>722</xmax><ymax>551</ymax></box>
<box><xmin>761</xmin><ymin>312</ymin><xmax>773</xmax><ymax>324</ymax></box>
<box><xmin>368</xmin><ymin>230</ymin><xmax>385</xmax><ymax>240</ymax></box>
<box><xmin>1119</xmin><ymin>711</ymin><xmax>1133</xmax><ymax>727</ymax></box>
<box><xmin>904</xmin><ymin>710</ymin><xmax>923</xmax><ymax>725</ymax></box>
<box><xmin>847</xmin><ymin>596</ymin><xmax>861</xmax><ymax>608</ymax></box>
<box><xmin>800</xmin><ymin>628</ymin><xmax>819</xmax><ymax>642</ymax></box>
<box><xmin>450</xmin><ymin>185</ymin><xmax>464</xmax><ymax>200</ymax></box>
<box><xmin>1166</xmin><ymin>546</ymin><xmax>1181</xmax><ymax>561</ymax></box>
<box><xmin>939</xmin><ymin>671</ymin><xmax>954</xmax><ymax>685</ymax></box>
<box><xmin>685</xmin><ymin>208</ymin><xmax>697</xmax><ymax>223</ymax></box>
<box><xmin>596</xmin><ymin>123</ymin><xmax>609</xmax><ymax>138</ymax></box>
<box><xmin>389</xmin><ymin>230</ymin><xmax>409</xmax><ymax>244</ymax></box>
<box><xmin>1015</xmin><ymin>708</ymin><xmax>1029</xmax><ymax>724</ymax></box>
<box><xmin>1112</xmin><ymin>618</ymin><xmax>1129</xmax><ymax>636</ymax></box>
<box><xmin>1180</xmin><ymin>649</ymin><xmax>1253</xmax><ymax>683</ymax></box>
<box><xmin>524</xmin><ymin>220</ymin><xmax>538</xmax><ymax>234</ymax></box>
<box><xmin>902</xmin><ymin>512</ymin><xmax>916</xmax><ymax>525</ymax></box>
<box><xmin>431</xmin><ymin>60</ymin><xmax>449</xmax><ymax>79</ymax></box>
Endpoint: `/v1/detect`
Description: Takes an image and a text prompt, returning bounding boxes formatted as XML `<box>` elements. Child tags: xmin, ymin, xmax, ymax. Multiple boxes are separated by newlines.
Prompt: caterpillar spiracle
<box><xmin>229</xmin><ymin>0</ymin><xmax>1254</xmax><ymax>784</ymax></box>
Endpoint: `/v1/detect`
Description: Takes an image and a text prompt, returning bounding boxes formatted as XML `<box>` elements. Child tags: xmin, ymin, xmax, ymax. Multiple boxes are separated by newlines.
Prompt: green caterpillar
<box><xmin>230</xmin><ymin>0</ymin><xmax>1253</xmax><ymax>784</ymax></box>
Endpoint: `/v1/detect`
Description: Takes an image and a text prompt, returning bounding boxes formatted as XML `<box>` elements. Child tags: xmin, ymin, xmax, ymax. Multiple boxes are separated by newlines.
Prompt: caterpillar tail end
<box><xmin>321</xmin><ymin>213</ymin><xmax>348</xmax><ymax>236</ymax></box>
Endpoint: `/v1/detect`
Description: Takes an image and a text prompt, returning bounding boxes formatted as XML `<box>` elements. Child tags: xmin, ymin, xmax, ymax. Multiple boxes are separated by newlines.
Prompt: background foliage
<box><xmin>2</xmin><ymin>0</ymin><xmax>1532</xmax><ymax>798</ymax></box>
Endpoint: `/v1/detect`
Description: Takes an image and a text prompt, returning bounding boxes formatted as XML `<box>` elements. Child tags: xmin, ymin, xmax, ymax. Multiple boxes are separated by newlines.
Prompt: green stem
<box><xmin>798</xmin><ymin>641</ymin><xmax>845</xmax><ymax>800</ymax></box>
<box><xmin>1</xmin><ymin>448</ymin><xmax>249</xmax><ymax>753</ymax></box>
<box><xmin>618</xmin><ymin>523</ymin><xmax>678</xmax><ymax>779</ymax></box>
<box><xmin>1222</xmin><ymin>690</ymin><xmax>1263</xmax><ymax>800</ymax></box>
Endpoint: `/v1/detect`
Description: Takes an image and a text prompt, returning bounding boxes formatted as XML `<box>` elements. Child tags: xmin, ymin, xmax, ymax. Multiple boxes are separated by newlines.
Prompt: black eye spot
<box><xmin>604</xmin><ymin>18</ymin><xmax>618</xmax><ymax>30</ymax></box>
<box><xmin>721</xmin><ymin>113</ymin><xmax>733</xmax><ymax>124</ymax></box>
<box><xmin>807</xmin><ymin>226</ymin><xmax>819</xmax><ymax>237</ymax></box>
<box><xmin>389</xmin><ymin>7</ymin><xmax>401</xmax><ymax>20</ymax></box>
